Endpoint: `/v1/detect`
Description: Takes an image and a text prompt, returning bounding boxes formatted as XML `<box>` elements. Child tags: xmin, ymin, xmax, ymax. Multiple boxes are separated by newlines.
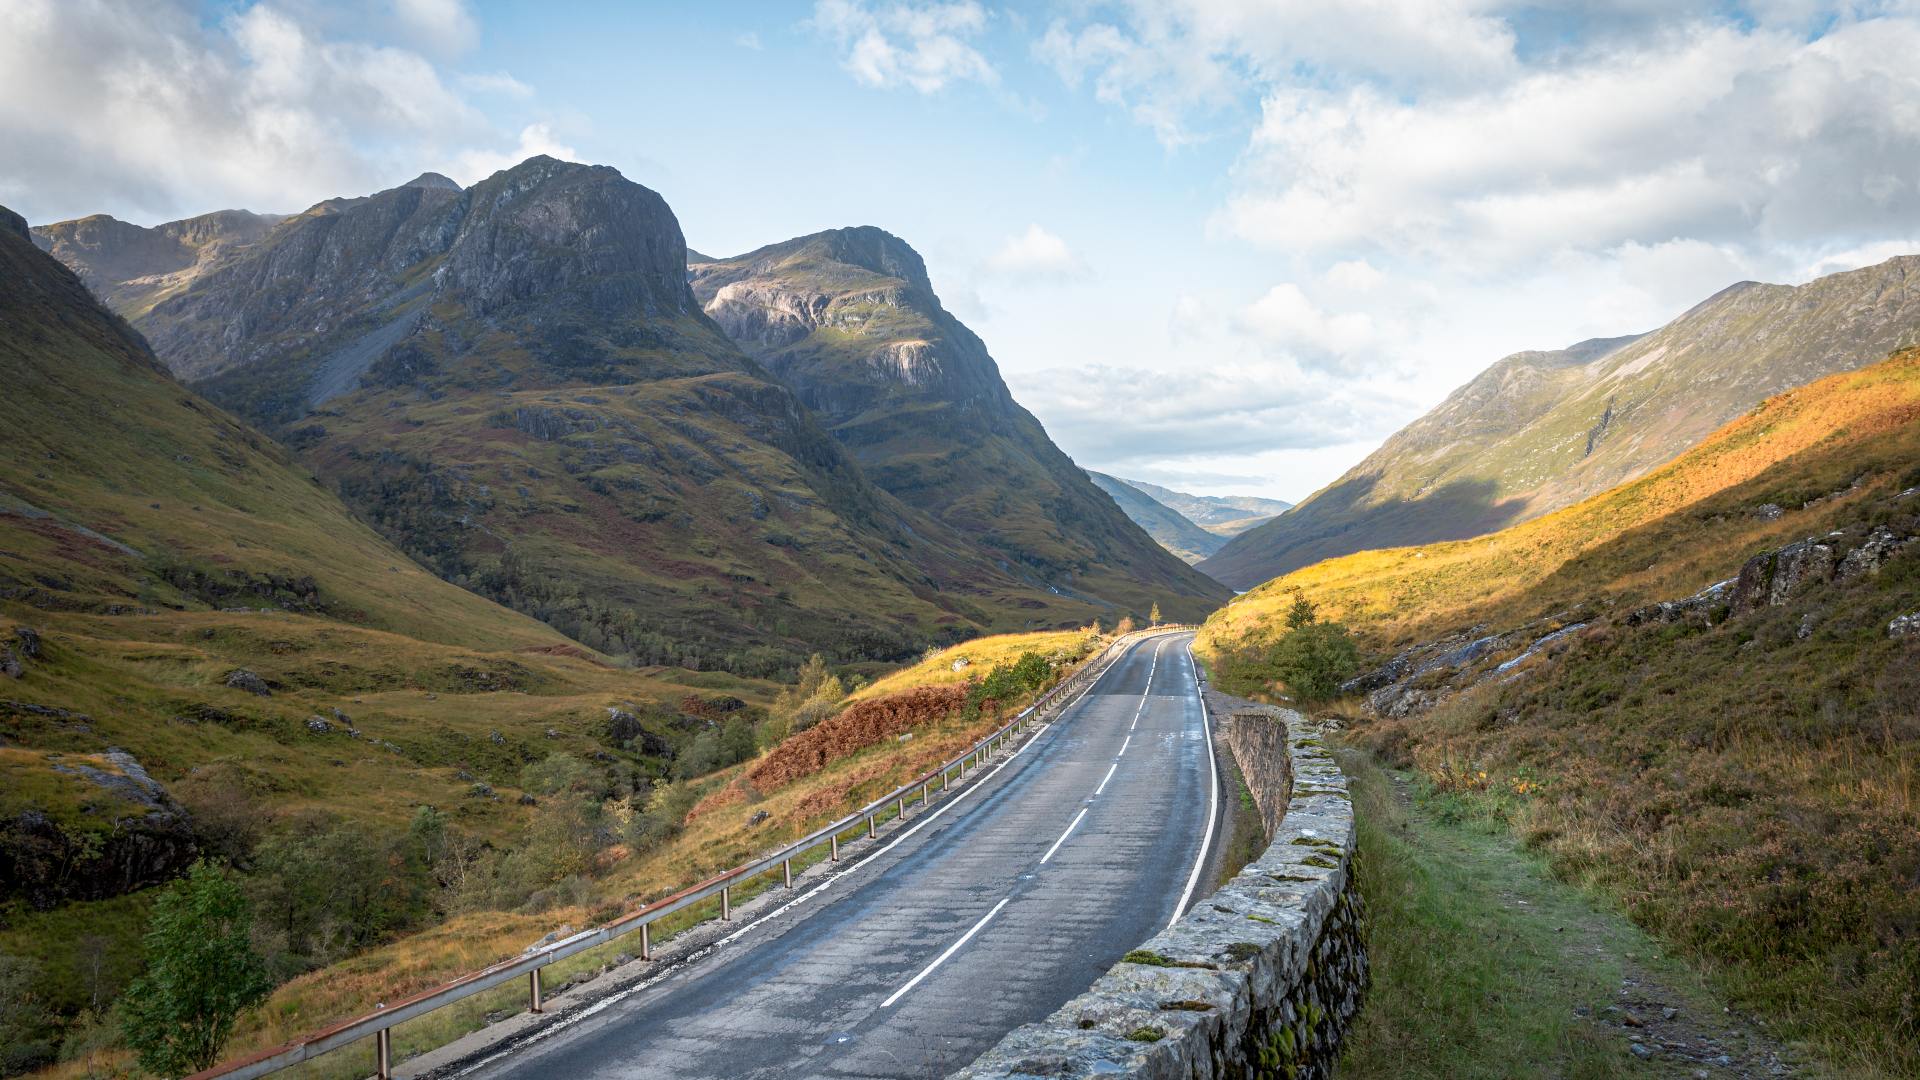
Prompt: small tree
<box><xmin>1149</xmin><ymin>602</ymin><xmax>1162</xmax><ymax>626</ymax></box>
<box><xmin>121</xmin><ymin>860</ymin><xmax>272</xmax><ymax>1077</ymax></box>
<box><xmin>1286</xmin><ymin>593</ymin><xmax>1318</xmax><ymax>631</ymax></box>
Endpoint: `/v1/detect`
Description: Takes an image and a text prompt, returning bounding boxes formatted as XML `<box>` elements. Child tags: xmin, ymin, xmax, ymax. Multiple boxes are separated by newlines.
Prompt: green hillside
<box><xmin>1203</xmin><ymin>349</ymin><xmax>1920</xmax><ymax>1074</ymax></box>
<box><xmin>0</xmin><ymin>206</ymin><xmax>771</xmax><ymax>1068</ymax></box>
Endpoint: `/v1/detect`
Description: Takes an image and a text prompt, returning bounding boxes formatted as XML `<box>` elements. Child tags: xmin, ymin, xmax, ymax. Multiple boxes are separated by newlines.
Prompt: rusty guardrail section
<box><xmin>188</xmin><ymin>624</ymin><xmax>1193</xmax><ymax>1079</ymax></box>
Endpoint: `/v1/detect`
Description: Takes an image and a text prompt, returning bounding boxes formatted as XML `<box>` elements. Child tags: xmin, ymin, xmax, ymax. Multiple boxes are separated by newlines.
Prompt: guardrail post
<box><xmin>529</xmin><ymin>968</ymin><xmax>543</xmax><ymax>1013</ymax></box>
<box><xmin>867</xmin><ymin>814</ymin><xmax>876</xmax><ymax>839</ymax></box>
<box><xmin>722</xmin><ymin>885</ymin><xmax>732</xmax><ymax>921</ymax></box>
<box><xmin>897</xmin><ymin>795</ymin><xmax>905</xmax><ymax>820</ymax></box>
<box><xmin>942</xmin><ymin>768</ymin><xmax>950</xmax><ymax>791</ymax></box>
<box><xmin>783</xmin><ymin>858</ymin><xmax>793</xmax><ymax>888</ymax></box>
<box><xmin>377</xmin><ymin>1028</ymin><xmax>392</xmax><ymax>1079</ymax></box>
<box><xmin>921</xmin><ymin>781</ymin><xmax>929</xmax><ymax>804</ymax></box>
<box><xmin>640</xmin><ymin>922</ymin><xmax>651</xmax><ymax>961</ymax></box>
<box><xmin>831</xmin><ymin>834</ymin><xmax>840</xmax><ymax>861</ymax></box>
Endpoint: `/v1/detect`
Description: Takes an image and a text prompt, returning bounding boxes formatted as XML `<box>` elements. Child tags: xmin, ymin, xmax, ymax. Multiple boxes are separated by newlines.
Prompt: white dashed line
<box><xmin>882</xmin><ymin>897</ymin><xmax>1011</xmax><ymax>1007</ymax></box>
<box><xmin>1039</xmin><ymin>808</ymin><xmax>1089</xmax><ymax>865</ymax></box>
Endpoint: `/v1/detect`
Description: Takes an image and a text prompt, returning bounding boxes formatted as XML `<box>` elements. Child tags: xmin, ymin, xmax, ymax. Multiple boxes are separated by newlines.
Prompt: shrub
<box><xmin>120</xmin><ymin>861</ymin><xmax>271</xmax><ymax>1077</ymax></box>
<box><xmin>1271</xmin><ymin>621</ymin><xmax>1361</xmax><ymax>702</ymax></box>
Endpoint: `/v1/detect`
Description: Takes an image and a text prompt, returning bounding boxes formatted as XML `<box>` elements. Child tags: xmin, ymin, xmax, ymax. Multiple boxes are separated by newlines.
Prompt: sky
<box><xmin>6</xmin><ymin>1</ymin><xmax>1920</xmax><ymax>502</ymax></box>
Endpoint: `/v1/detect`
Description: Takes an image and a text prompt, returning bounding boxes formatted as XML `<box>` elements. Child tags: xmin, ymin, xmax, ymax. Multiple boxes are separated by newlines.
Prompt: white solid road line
<box><xmin>882</xmin><ymin>897</ymin><xmax>1012</xmax><ymax>1007</ymax></box>
<box><xmin>1039</xmin><ymin>807</ymin><xmax>1089</xmax><ymax>865</ymax></box>
<box><xmin>1166</xmin><ymin>641</ymin><xmax>1219</xmax><ymax>931</ymax></box>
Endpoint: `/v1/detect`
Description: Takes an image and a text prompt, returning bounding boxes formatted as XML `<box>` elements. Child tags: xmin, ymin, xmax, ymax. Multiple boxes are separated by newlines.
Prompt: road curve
<box><xmin>458</xmin><ymin>631</ymin><xmax>1220</xmax><ymax>1080</ymax></box>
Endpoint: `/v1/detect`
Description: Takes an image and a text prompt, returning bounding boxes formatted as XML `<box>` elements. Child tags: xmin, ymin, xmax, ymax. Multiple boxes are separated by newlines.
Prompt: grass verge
<box><xmin>1337</xmin><ymin>746</ymin><xmax>1799</xmax><ymax>1079</ymax></box>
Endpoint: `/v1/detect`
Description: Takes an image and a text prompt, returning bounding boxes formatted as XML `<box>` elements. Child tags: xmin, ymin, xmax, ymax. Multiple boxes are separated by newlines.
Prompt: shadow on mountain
<box><xmin>1200</xmin><ymin>475</ymin><xmax>1533</xmax><ymax>589</ymax></box>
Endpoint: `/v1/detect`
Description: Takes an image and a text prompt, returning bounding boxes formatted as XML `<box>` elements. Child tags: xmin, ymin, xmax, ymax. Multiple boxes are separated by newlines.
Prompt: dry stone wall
<box><xmin>953</xmin><ymin>682</ymin><xmax>1366</xmax><ymax>1080</ymax></box>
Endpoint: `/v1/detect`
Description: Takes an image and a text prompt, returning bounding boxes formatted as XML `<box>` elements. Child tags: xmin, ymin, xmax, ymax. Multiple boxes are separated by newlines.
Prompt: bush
<box><xmin>120</xmin><ymin>861</ymin><xmax>271</xmax><ymax>1077</ymax></box>
<box><xmin>1271</xmin><ymin>621</ymin><xmax>1360</xmax><ymax>702</ymax></box>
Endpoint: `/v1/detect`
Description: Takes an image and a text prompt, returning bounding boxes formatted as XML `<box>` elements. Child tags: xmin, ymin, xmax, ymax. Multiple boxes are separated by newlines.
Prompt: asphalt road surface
<box><xmin>459</xmin><ymin>631</ymin><xmax>1222</xmax><ymax>1080</ymax></box>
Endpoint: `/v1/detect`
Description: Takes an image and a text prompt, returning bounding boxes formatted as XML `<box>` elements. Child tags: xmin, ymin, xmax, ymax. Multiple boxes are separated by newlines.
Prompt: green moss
<box><xmin>1125</xmin><ymin>1026</ymin><xmax>1165</xmax><ymax>1042</ymax></box>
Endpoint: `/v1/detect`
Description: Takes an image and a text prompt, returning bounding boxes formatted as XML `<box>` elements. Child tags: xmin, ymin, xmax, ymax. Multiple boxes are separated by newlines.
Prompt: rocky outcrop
<box><xmin>224</xmin><ymin>668</ymin><xmax>273</xmax><ymax>696</ymax></box>
<box><xmin>957</xmin><ymin>691</ymin><xmax>1364</xmax><ymax>1080</ymax></box>
<box><xmin>1</xmin><ymin>748</ymin><xmax>198</xmax><ymax>908</ymax></box>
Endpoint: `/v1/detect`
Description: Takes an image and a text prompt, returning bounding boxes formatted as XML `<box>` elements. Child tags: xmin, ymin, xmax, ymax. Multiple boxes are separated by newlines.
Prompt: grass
<box><xmin>1206</xmin><ymin>350</ymin><xmax>1920</xmax><ymax>1076</ymax></box>
<box><xmin>1338</xmin><ymin>748</ymin><xmax>1749</xmax><ymax>1079</ymax></box>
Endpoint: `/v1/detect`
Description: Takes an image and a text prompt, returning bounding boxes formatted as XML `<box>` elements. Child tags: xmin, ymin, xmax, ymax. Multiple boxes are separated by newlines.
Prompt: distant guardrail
<box><xmin>188</xmin><ymin>624</ymin><xmax>1195</xmax><ymax>1079</ymax></box>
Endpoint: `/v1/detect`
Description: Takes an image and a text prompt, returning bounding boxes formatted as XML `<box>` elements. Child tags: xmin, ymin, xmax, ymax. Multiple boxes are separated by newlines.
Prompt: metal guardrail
<box><xmin>188</xmin><ymin>625</ymin><xmax>1194</xmax><ymax>1080</ymax></box>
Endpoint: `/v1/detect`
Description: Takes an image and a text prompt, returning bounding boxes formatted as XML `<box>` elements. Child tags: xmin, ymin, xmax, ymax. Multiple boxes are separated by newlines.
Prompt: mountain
<box><xmin>1085</xmin><ymin>471</ymin><xmax>1226</xmax><ymax>563</ymax></box>
<box><xmin>1201</xmin><ymin>348</ymin><xmax>1920</xmax><ymax>1071</ymax></box>
<box><xmin>32</xmin><ymin>207</ymin><xmax>284</xmax><ymax>319</ymax></box>
<box><xmin>688</xmin><ymin>227</ymin><xmax>1229</xmax><ymax>619</ymax></box>
<box><xmin>1115</xmin><ymin>478</ymin><xmax>1291</xmax><ymax>537</ymax></box>
<box><xmin>35</xmin><ymin>160</ymin><xmax>1202</xmax><ymax>677</ymax></box>
<box><xmin>1201</xmin><ymin>256</ymin><xmax>1920</xmax><ymax>588</ymax></box>
<box><xmin>0</xmin><ymin>204</ymin><xmax>771</xmax><ymax>1032</ymax></box>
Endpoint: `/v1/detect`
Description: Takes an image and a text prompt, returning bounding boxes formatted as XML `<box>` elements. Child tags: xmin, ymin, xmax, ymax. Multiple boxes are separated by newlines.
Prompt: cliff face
<box><xmin>692</xmin><ymin>228</ymin><xmax>1230</xmax><ymax>620</ymax></box>
<box><xmin>37</xmin><ymin>163</ymin><xmax>1156</xmax><ymax>671</ymax></box>
<box><xmin>1204</xmin><ymin>256</ymin><xmax>1920</xmax><ymax>589</ymax></box>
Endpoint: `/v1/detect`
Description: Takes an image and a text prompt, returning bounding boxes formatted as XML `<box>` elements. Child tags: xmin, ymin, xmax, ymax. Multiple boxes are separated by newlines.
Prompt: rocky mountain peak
<box><xmin>0</xmin><ymin>203</ymin><xmax>27</xmax><ymax>242</ymax></box>
<box><xmin>815</xmin><ymin>226</ymin><xmax>933</xmax><ymax>293</ymax></box>
<box><xmin>403</xmin><ymin>171</ymin><xmax>462</xmax><ymax>191</ymax></box>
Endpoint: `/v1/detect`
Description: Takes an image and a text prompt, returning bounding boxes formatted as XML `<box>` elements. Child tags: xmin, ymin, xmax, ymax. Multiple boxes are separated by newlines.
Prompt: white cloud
<box><xmin>1236</xmin><ymin>284</ymin><xmax>1381</xmax><ymax>368</ymax></box>
<box><xmin>0</xmin><ymin>0</ymin><xmax>563</xmax><ymax>225</ymax></box>
<box><xmin>983</xmin><ymin>223</ymin><xmax>1083</xmax><ymax>278</ymax></box>
<box><xmin>811</xmin><ymin>0</ymin><xmax>997</xmax><ymax>93</ymax></box>
<box><xmin>449</xmin><ymin>122</ymin><xmax>580</xmax><ymax>185</ymax></box>
<box><xmin>1219</xmin><ymin>19</ymin><xmax>1920</xmax><ymax>266</ymax></box>
<box><xmin>460</xmin><ymin>70</ymin><xmax>532</xmax><ymax>97</ymax></box>
<box><xmin>1324</xmin><ymin>259</ymin><xmax>1384</xmax><ymax>293</ymax></box>
<box><xmin>735</xmin><ymin>31</ymin><xmax>764</xmax><ymax>50</ymax></box>
<box><xmin>392</xmin><ymin>0</ymin><xmax>478</xmax><ymax>52</ymax></box>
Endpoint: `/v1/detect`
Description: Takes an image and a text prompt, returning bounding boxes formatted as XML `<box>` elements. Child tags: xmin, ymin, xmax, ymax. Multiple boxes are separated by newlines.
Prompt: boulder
<box><xmin>1891</xmin><ymin>613</ymin><xmax>1920</xmax><ymax>639</ymax></box>
<box><xmin>13</xmin><ymin>627</ymin><xmax>40</xmax><ymax>658</ymax></box>
<box><xmin>1838</xmin><ymin>526</ymin><xmax>1912</xmax><ymax>580</ymax></box>
<box><xmin>305</xmin><ymin>716</ymin><xmax>332</xmax><ymax>734</ymax></box>
<box><xmin>224</xmin><ymin>668</ymin><xmax>272</xmax><ymax>696</ymax></box>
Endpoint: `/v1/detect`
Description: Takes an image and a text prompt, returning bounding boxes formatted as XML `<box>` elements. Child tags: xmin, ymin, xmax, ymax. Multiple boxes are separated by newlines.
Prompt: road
<box><xmin>457</xmin><ymin>631</ymin><xmax>1221</xmax><ymax>1080</ymax></box>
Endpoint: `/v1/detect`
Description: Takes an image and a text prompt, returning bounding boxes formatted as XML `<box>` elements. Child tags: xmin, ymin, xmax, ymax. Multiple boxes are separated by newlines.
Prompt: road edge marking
<box><xmin>1167</xmin><ymin>637</ymin><xmax>1219</xmax><ymax>931</ymax></box>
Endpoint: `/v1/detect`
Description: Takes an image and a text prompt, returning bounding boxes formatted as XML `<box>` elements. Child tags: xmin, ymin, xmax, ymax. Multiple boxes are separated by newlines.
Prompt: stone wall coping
<box><xmin>952</xmin><ymin>681</ymin><xmax>1361</xmax><ymax>1079</ymax></box>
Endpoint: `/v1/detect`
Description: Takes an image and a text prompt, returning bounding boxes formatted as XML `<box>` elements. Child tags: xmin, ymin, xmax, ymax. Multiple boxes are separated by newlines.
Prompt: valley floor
<box><xmin>1337</xmin><ymin>746</ymin><xmax>1813</xmax><ymax>1080</ymax></box>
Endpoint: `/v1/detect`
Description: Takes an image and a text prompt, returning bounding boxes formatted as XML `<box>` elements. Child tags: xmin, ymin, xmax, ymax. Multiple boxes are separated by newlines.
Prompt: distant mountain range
<box><xmin>1084</xmin><ymin>473</ymin><xmax>1290</xmax><ymax>564</ymax></box>
<box><xmin>1200</xmin><ymin>256</ymin><xmax>1920</xmax><ymax>588</ymax></box>
<box><xmin>31</xmin><ymin>159</ymin><xmax>1224</xmax><ymax>675</ymax></box>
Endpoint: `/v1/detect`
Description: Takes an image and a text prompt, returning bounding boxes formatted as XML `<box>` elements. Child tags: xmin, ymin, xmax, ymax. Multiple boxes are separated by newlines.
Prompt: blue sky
<box><xmin>7</xmin><ymin>1</ymin><xmax>1920</xmax><ymax>501</ymax></box>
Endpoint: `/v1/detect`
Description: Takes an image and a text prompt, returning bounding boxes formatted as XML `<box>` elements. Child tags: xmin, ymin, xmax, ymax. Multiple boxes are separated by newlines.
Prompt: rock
<box><xmin>13</xmin><ymin>627</ymin><xmax>40</xmax><ymax>659</ymax></box>
<box><xmin>331</xmin><ymin>707</ymin><xmax>353</xmax><ymax>726</ymax></box>
<box><xmin>1890</xmin><ymin>613</ymin><xmax>1920</xmax><ymax>639</ymax></box>
<box><xmin>305</xmin><ymin>716</ymin><xmax>332</xmax><ymax>734</ymax></box>
<box><xmin>950</xmin><ymin>658</ymin><xmax>970</xmax><ymax>672</ymax></box>
<box><xmin>1752</xmin><ymin>503</ymin><xmax>1783</xmax><ymax>521</ymax></box>
<box><xmin>518</xmin><ymin>793</ymin><xmax>538</xmax><ymax>806</ymax></box>
<box><xmin>1662</xmin><ymin>1007</ymin><xmax>1679</xmax><ymax>1021</ymax></box>
<box><xmin>1796</xmin><ymin>614</ymin><xmax>1817</xmax><ymax>640</ymax></box>
<box><xmin>1630</xmin><ymin>1043</ymin><xmax>1654</xmax><ymax>1058</ymax></box>
<box><xmin>896</xmin><ymin>731</ymin><xmax>913</xmax><ymax>743</ymax></box>
<box><xmin>0</xmin><ymin>646</ymin><xmax>21</xmax><ymax>679</ymax></box>
<box><xmin>545</xmin><ymin>727</ymin><xmax>561</xmax><ymax>739</ymax></box>
<box><xmin>224</xmin><ymin>668</ymin><xmax>272</xmax><ymax>696</ymax></box>
<box><xmin>488</xmin><ymin>730</ymin><xmax>505</xmax><ymax>745</ymax></box>
<box><xmin>1837</xmin><ymin>526</ymin><xmax>1911</xmax><ymax>580</ymax></box>
<box><xmin>1730</xmin><ymin>538</ymin><xmax>1836</xmax><ymax>613</ymax></box>
<box><xmin>747</xmin><ymin>809</ymin><xmax>769</xmax><ymax>827</ymax></box>
<box><xmin>467</xmin><ymin>781</ymin><xmax>495</xmax><ymax>799</ymax></box>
